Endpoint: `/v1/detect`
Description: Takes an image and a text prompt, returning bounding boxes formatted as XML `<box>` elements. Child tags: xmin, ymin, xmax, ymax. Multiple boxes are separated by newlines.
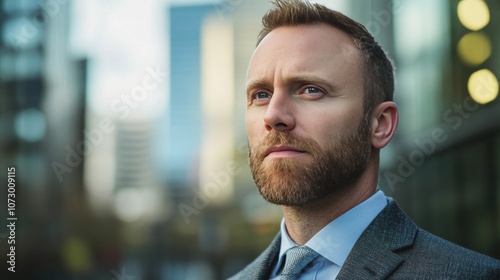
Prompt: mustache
<box><xmin>250</xmin><ymin>131</ymin><xmax>321</xmax><ymax>159</ymax></box>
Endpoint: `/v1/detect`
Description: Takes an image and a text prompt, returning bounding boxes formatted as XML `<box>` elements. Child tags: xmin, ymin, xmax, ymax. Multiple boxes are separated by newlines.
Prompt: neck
<box><xmin>282</xmin><ymin>154</ymin><xmax>379</xmax><ymax>245</ymax></box>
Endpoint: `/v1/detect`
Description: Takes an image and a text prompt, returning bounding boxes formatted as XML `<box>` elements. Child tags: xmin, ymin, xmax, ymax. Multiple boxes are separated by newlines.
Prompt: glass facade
<box><xmin>381</xmin><ymin>0</ymin><xmax>500</xmax><ymax>259</ymax></box>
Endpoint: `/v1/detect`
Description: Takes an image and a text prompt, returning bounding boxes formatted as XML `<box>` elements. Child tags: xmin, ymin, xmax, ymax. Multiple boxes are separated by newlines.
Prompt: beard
<box><xmin>249</xmin><ymin>117</ymin><xmax>372</xmax><ymax>206</ymax></box>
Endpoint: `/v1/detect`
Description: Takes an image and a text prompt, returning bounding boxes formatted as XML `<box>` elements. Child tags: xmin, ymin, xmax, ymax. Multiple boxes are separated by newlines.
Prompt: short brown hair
<box><xmin>257</xmin><ymin>0</ymin><xmax>394</xmax><ymax>120</ymax></box>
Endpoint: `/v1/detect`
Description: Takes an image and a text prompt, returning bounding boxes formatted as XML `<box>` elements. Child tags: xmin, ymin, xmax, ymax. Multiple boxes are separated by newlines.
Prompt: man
<box><xmin>230</xmin><ymin>0</ymin><xmax>500</xmax><ymax>279</ymax></box>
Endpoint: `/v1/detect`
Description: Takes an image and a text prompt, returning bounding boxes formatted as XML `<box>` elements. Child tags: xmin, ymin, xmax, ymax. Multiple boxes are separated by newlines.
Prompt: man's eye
<box><xmin>255</xmin><ymin>92</ymin><xmax>270</xmax><ymax>99</ymax></box>
<box><xmin>303</xmin><ymin>87</ymin><xmax>322</xmax><ymax>94</ymax></box>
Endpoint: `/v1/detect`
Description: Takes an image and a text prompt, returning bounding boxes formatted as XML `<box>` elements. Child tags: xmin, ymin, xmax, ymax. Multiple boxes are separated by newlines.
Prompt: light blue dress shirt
<box><xmin>270</xmin><ymin>190</ymin><xmax>387</xmax><ymax>279</ymax></box>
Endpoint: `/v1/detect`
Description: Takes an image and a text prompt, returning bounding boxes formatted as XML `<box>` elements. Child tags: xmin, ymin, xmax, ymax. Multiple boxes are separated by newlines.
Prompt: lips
<box><xmin>264</xmin><ymin>145</ymin><xmax>306</xmax><ymax>158</ymax></box>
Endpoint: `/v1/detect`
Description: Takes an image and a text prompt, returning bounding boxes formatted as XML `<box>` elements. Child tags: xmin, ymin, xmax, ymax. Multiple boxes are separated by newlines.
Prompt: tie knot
<box><xmin>281</xmin><ymin>246</ymin><xmax>319</xmax><ymax>279</ymax></box>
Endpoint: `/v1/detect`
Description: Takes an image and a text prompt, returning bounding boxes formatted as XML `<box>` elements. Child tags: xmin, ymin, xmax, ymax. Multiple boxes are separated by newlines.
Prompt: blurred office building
<box><xmin>381</xmin><ymin>0</ymin><xmax>500</xmax><ymax>258</ymax></box>
<box><xmin>0</xmin><ymin>0</ymin><xmax>89</xmax><ymax>278</ymax></box>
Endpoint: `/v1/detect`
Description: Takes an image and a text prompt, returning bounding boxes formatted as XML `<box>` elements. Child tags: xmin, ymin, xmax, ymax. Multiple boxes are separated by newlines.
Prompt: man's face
<box><xmin>246</xmin><ymin>24</ymin><xmax>372</xmax><ymax>206</ymax></box>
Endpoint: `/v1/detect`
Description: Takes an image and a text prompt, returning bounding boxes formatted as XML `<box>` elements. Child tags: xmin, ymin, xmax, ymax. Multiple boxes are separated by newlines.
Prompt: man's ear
<box><xmin>371</xmin><ymin>101</ymin><xmax>398</xmax><ymax>149</ymax></box>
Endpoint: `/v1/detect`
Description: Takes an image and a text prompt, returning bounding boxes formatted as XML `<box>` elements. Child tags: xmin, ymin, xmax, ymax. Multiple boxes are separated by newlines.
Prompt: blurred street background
<box><xmin>0</xmin><ymin>0</ymin><xmax>499</xmax><ymax>279</ymax></box>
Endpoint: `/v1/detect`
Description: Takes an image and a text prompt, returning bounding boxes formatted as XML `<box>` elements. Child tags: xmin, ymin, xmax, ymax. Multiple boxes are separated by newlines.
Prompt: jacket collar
<box><xmin>230</xmin><ymin>233</ymin><xmax>281</xmax><ymax>280</ymax></box>
<box><xmin>336</xmin><ymin>197</ymin><xmax>417</xmax><ymax>279</ymax></box>
<box><xmin>229</xmin><ymin>197</ymin><xmax>417</xmax><ymax>280</ymax></box>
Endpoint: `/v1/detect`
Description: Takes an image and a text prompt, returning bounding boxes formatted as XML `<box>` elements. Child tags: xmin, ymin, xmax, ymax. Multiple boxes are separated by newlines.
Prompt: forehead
<box><xmin>247</xmin><ymin>24</ymin><xmax>362</xmax><ymax>85</ymax></box>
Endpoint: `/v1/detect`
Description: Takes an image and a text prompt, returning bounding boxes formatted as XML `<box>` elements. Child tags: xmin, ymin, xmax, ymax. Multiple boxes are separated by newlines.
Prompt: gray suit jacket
<box><xmin>229</xmin><ymin>198</ymin><xmax>500</xmax><ymax>279</ymax></box>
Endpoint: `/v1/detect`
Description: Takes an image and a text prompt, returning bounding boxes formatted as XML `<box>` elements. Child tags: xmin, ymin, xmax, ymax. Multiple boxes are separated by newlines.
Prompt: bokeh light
<box><xmin>457</xmin><ymin>0</ymin><xmax>490</xmax><ymax>31</ymax></box>
<box><xmin>14</xmin><ymin>108</ymin><xmax>46</xmax><ymax>142</ymax></box>
<box><xmin>468</xmin><ymin>69</ymin><xmax>499</xmax><ymax>104</ymax></box>
<box><xmin>62</xmin><ymin>236</ymin><xmax>93</xmax><ymax>273</ymax></box>
<box><xmin>113</xmin><ymin>188</ymin><xmax>145</xmax><ymax>222</ymax></box>
<box><xmin>457</xmin><ymin>32</ymin><xmax>491</xmax><ymax>66</ymax></box>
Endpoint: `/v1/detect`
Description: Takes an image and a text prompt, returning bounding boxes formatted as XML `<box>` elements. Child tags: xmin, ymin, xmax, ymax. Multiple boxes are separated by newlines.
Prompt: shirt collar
<box><xmin>274</xmin><ymin>190</ymin><xmax>387</xmax><ymax>271</ymax></box>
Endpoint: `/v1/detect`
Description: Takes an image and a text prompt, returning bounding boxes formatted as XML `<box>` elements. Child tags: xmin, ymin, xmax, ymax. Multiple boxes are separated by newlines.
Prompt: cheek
<box><xmin>246</xmin><ymin>113</ymin><xmax>263</xmax><ymax>144</ymax></box>
<box><xmin>308</xmin><ymin>114</ymin><xmax>356</xmax><ymax>146</ymax></box>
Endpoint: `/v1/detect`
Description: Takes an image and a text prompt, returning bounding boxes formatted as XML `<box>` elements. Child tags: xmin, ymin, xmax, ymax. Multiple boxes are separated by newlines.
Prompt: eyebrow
<box><xmin>246</xmin><ymin>75</ymin><xmax>339</xmax><ymax>95</ymax></box>
<box><xmin>246</xmin><ymin>80</ymin><xmax>270</xmax><ymax>96</ymax></box>
<box><xmin>286</xmin><ymin>75</ymin><xmax>339</xmax><ymax>92</ymax></box>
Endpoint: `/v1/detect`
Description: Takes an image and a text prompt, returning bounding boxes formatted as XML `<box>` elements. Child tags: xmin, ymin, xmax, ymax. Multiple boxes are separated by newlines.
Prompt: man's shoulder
<box><xmin>350</xmin><ymin>197</ymin><xmax>500</xmax><ymax>279</ymax></box>
<box><xmin>402</xmin><ymin>228</ymin><xmax>500</xmax><ymax>278</ymax></box>
<box><xmin>414</xmin><ymin>228</ymin><xmax>497</xmax><ymax>262</ymax></box>
<box><xmin>375</xmin><ymin>198</ymin><xmax>500</xmax><ymax>278</ymax></box>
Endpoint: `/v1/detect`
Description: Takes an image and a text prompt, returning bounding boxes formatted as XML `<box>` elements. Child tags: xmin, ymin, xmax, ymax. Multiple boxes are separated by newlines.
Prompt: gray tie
<box><xmin>281</xmin><ymin>246</ymin><xmax>319</xmax><ymax>280</ymax></box>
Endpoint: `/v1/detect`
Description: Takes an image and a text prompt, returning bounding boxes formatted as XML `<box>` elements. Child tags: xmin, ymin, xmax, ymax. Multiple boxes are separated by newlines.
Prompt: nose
<box><xmin>263</xmin><ymin>90</ymin><xmax>296</xmax><ymax>132</ymax></box>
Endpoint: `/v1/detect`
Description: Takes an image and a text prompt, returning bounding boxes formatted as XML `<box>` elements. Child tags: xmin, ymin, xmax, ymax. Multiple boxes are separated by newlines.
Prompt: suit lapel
<box><xmin>337</xmin><ymin>198</ymin><xmax>417</xmax><ymax>280</ymax></box>
<box><xmin>231</xmin><ymin>198</ymin><xmax>417</xmax><ymax>280</ymax></box>
<box><xmin>233</xmin><ymin>233</ymin><xmax>281</xmax><ymax>280</ymax></box>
